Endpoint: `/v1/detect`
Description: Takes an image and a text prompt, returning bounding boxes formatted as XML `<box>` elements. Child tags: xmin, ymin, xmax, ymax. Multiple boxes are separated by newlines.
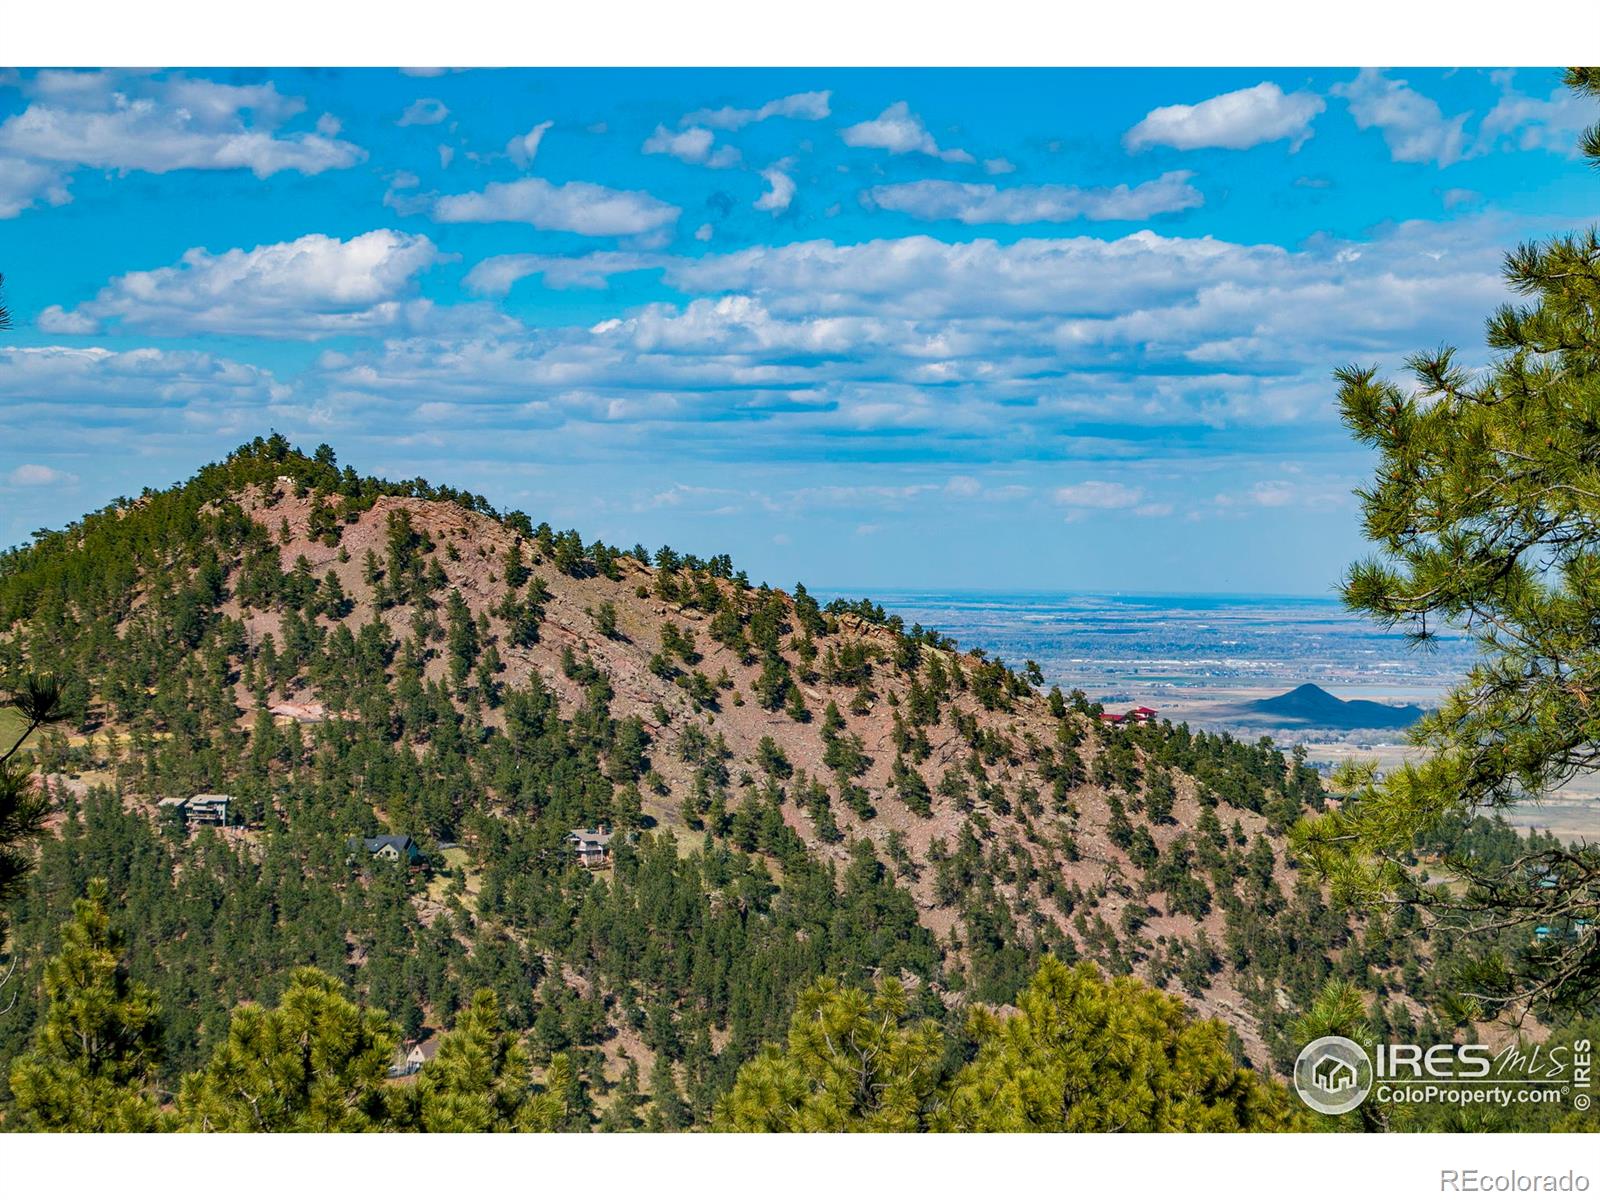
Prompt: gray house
<box><xmin>347</xmin><ymin>834</ymin><xmax>425</xmax><ymax>867</ymax></box>
<box><xmin>159</xmin><ymin>793</ymin><xmax>233</xmax><ymax>828</ymax></box>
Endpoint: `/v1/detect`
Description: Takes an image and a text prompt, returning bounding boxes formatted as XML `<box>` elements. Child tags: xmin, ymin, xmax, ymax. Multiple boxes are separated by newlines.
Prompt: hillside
<box><xmin>0</xmin><ymin>438</ymin><xmax>1467</xmax><ymax>1124</ymax></box>
<box><xmin>1247</xmin><ymin>684</ymin><xmax>1423</xmax><ymax>731</ymax></box>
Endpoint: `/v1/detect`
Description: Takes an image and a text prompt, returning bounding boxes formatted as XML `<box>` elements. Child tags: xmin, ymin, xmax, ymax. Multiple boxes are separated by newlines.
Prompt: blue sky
<box><xmin>1</xmin><ymin>67</ymin><xmax>1595</xmax><ymax>594</ymax></box>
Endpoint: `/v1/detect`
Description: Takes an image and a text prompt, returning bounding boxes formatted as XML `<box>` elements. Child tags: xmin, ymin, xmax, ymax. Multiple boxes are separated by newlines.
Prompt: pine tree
<box><xmin>938</xmin><ymin>957</ymin><xmax>1300</xmax><ymax>1132</ymax></box>
<box><xmin>8</xmin><ymin>881</ymin><xmax>164</xmax><ymax>1131</ymax></box>
<box><xmin>411</xmin><ymin>988</ymin><xmax>555</xmax><ymax>1131</ymax></box>
<box><xmin>0</xmin><ymin>675</ymin><xmax>63</xmax><ymax>953</ymax></box>
<box><xmin>177</xmin><ymin>967</ymin><xmax>399</xmax><ymax>1131</ymax></box>
<box><xmin>647</xmin><ymin>1052</ymin><xmax>691</xmax><ymax>1131</ymax></box>
<box><xmin>712</xmin><ymin>975</ymin><xmax>943</xmax><ymax>1132</ymax></box>
<box><xmin>1295</xmin><ymin>72</ymin><xmax>1600</xmax><ymax>1013</ymax></box>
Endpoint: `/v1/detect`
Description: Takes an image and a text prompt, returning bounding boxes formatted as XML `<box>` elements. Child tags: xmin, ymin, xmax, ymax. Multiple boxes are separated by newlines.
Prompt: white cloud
<box><xmin>37</xmin><ymin>305</ymin><xmax>99</xmax><ymax>334</ymax></box>
<box><xmin>465</xmin><ymin>251</ymin><xmax>663</xmax><ymax>295</ymax></box>
<box><xmin>1478</xmin><ymin>81</ymin><xmax>1596</xmax><ymax>154</ymax></box>
<box><xmin>1124</xmin><ymin>82</ymin><xmax>1325</xmax><ymax>152</ymax></box>
<box><xmin>0</xmin><ymin>345</ymin><xmax>287</xmax><ymax>415</ymax></box>
<box><xmin>507</xmin><ymin>120</ymin><xmax>553</xmax><ymax>166</ymax></box>
<box><xmin>432</xmin><ymin>177</ymin><xmax>680</xmax><ymax>236</ymax></box>
<box><xmin>840</xmin><ymin>101</ymin><xmax>973</xmax><ymax>163</ymax></box>
<box><xmin>297</xmin><ymin>216</ymin><xmax>1513</xmax><ymax>468</ymax></box>
<box><xmin>681</xmin><ymin>90</ymin><xmax>831</xmax><ymax>131</ymax></box>
<box><xmin>1333</xmin><ymin>69</ymin><xmax>1469</xmax><ymax>166</ymax></box>
<box><xmin>694</xmin><ymin>223</ymin><xmax>714</xmax><ymax>242</ymax></box>
<box><xmin>1247</xmin><ymin>480</ymin><xmax>1297</xmax><ymax>507</ymax></box>
<box><xmin>5</xmin><ymin>463</ymin><xmax>78</xmax><ymax>487</ymax></box>
<box><xmin>754</xmin><ymin>161</ymin><xmax>797</xmax><ymax>214</ymax></box>
<box><xmin>0</xmin><ymin>156</ymin><xmax>71</xmax><ymax>218</ymax></box>
<box><xmin>398</xmin><ymin>97</ymin><xmax>449</xmax><ymax>126</ymax></box>
<box><xmin>642</xmin><ymin>124</ymin><xmax>740</xmax><ymax>168</ymax></box>
<box><xmin>1053</xmin><ymin>480</ymin><xmax>1147</xmax><ymax>509</ymax></box>
<box><xmin>0</xmin><ymin>72</ymin><xmax>365</xmax><ymax>187</ymax></box>
<box><xmin>49</xmin><ymin>230</ymin><xmax>445</xmax><ymax>339</ymax></box>
<box><xmin>864</xmin><ymin>172</ymin><xmax>1202</xmax><ymax>224</ymax></box>
<box><xmin>983</xmin><ymin>157</ymin><xmax>1015</xmax><ymax>175</ymax></box>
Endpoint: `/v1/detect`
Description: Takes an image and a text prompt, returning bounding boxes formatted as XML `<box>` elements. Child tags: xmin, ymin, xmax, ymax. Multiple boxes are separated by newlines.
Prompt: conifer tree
<box><xmin>713</xmin><ymin>975</ymin><xmax>944</xmax><ymax>1132</ymax></box>
<box><xmin>647</xmin><ymin>1051</ymin><xmax>691</xmax><ymax>1131</ymax></box>
<box><xmin>177</xmin><ymin>967</ymin><xmax>399</xmax><ymax>1131</ymax></box>
<box><xmin>938</xmin><ymin>957</ymin><xmax>1299</xmax><ymax>1132</ymax></box>
<box><xmin>8</xmin><ymin>881</ymin><xmax>164</xmax><ymax>1131</ymax></box>
<box><xmin>411</xmin><ymin>988</ymin><xmax>560</xmax><ymax>1132</ymax></box>
<box><xmin>1</xmin><ymin>674</ymin><xmax>63</xmax><ymax>954</ymax></box>
<box><xmin>1296</xmin><ymin>69</ymin><xmax>1600</xmax><ymax>1012</ymax></box>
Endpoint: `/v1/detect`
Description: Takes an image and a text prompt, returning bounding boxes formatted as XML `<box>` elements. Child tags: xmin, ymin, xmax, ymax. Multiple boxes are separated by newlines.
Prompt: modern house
<box><xmin>187</xmin><ymin>794</ymin><xmax>233</xmax><ymax>824</ymax></box>
<box><xmin>566</xmin><ymin>827</ymin><xmax>614</xmax><ymax>868</ymax></box>
<box><xmin>159</xmin><ymin>793</ymin><xmax>233</xmax><ymax>827</ymax></box>
<box><xmin>348</xmin><ymin>834</ymin><xmax>425</xmax><ymax>867</ymax></box>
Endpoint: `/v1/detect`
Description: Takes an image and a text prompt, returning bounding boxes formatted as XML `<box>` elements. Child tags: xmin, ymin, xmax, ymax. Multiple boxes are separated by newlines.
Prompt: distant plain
<box><xmin>822</xmin><ymin>590</ymin><xmax>1600</xmax><ymax>842</ymax></box>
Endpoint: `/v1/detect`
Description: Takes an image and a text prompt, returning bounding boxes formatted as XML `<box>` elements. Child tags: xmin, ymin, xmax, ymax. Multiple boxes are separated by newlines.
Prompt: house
<box><xmin>187</xmin><ymin>794</ymin><xmax>232</xmax><ymax>825</ymax></box>
<box><xmin>566</xmin><ymin>827</ymin><xmax>614</xmax><ymax>868</ymax></box>
<box><xmin>387</xmin><ymin>1035</ymin><xmax>439</xmax><ymax>1079</ymax></box>
<box><xmin>161</xmin><ymin>794</ymin><xmax>231</xmax><ymax>827</ymax></box>
<box><xmin>348</xmin><ymin>834</ymin><xmax>425</xmax><ymax>867</ymax></box>
<box><xmin>1099</xmin><ymin>706</ymin><xmax>1157</xmax><ymax>728</ymax></box>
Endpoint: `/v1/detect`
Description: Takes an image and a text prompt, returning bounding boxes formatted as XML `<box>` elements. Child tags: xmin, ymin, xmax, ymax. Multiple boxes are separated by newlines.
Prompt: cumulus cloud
<box><xmin>5</xmin><ymin>463</ymin><xmax>78</xmax><ymax>487</ymax></box>
<box><xmin>507</xmin><ymin>120</ymin><xmax>553</xmax><ymax>166</ymax></box>
<box><xmin>296</xmin><ymin>213</ymin><xmax>1514</xmax><ymax>465</ymax></box>
<box><xmin>1124</xmin><ymin>82</ymin><xmax>1325</xmax><ymax>152</ymax></box>
<box><xmin>0</xmin><ymin>72</ymin><xmax>365</xmax><ymax>211</ymax></box>
<box><xmin>37</xmin><ymin>305</ymin><xmax>99</xmax><ymax>334</ymax></box>
<box><xmin>681</xmin><ymin>90</ymin><xmax>831</xmax><ymax>130</ymax></box>
<box><xmin>47</xmin><ymin>230</ymin><xmax>445</xmax><ymax>339</ymax></box>
<box><xmin>1478</xmin><ymin>79</ymin><xmax>1597</xmax><ymax>155</ymax></box>
<box><xmin>642</xmin><ymin>124</ymin><xmax>740</xmax><ymax>168</ymax></box>
<box><xmin>864</xmin><ymin>172</ymin><xmax>1203</xmax><ymax>224</ymax></box>
<box><xmin>754</xmin><ymin>161</ymin><xmax>797</xmax><ymax>214</ymax></box>
<box><xmin>0</xmin><ymin>156</ymin><xmax>71</xmax><ymax>218</ymax></box>
<box><xmin>1333</xmin><ymin>69</ymin><xmax>1469</xmax><ymax>166</ymax></box>
<box><xmin>0</xmin><ymin>345</ymin><xmax>287</xmax><ymax>416</ymax></box>
<box><xmin>433</xmin><ymin>177</ymin><xmax>680</xmax><ymax>236</ymax></box>
<box><xmin>840</xmin><ymin>101</ymin><xmax>973</xmax><ymax>163</ymax></box>
<box><xmin>397</xmin><ymin>97</ymin><xmax>449</xmax><ymax>126</ymax></box>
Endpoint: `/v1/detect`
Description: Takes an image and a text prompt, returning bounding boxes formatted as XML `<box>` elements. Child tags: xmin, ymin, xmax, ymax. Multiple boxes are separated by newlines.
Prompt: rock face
<box><xmin>1247</xmin><ymin>683</ymin><xmax>1423</xmax><ymax>730</ymax></box>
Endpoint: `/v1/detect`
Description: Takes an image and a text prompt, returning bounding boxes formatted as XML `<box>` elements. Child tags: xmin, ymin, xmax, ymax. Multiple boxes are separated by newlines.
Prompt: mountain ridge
<box><xmin>0</xmin><ymin>438</ymin><xmax>1458</xmax><ymax>1117</ymax></box>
